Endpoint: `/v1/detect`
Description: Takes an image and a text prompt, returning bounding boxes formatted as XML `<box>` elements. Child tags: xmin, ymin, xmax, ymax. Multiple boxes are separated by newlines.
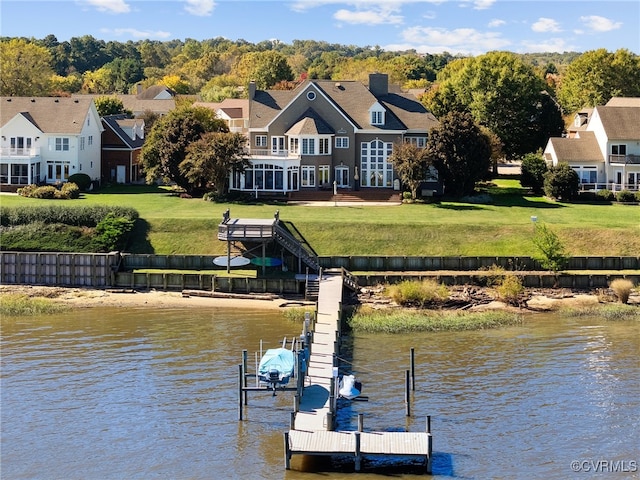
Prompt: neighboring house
<box><xmin>74</xmin><ymin>85</ymin><xmax>176</xmax><ymax>117</ymax></box>
<box><xmin>236</xmin><ymin>73</ymin><xmax>439</xmax><ymax>196</ymax></box>
<box><xmin>0</xmin><ymin>97</ymin><xmax>103</xmax><ymax>190</ymax></box>
<box><xmin>193</xmin><ymin>99</ymin><xmax>249</xmax><ymax>135</ymax></box>
<box><xmin>544</xmin><ymin>98</ymin><xmax>640</xmax><ymax>191</ymax></box>
<box><xmin>101</xmin><ymin>114</ymin><xmax>145</xmax><ymax>184</ymax></box>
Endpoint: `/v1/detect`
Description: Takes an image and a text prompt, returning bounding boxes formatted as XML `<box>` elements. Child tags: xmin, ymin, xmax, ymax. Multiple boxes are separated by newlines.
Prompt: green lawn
<box><xmin>2</xmin><ymin>181</ymin><xmax>638</xmax><ymax>256</ymax></box>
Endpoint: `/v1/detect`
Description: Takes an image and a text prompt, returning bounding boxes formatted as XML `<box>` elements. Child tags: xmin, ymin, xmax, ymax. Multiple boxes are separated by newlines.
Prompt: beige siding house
<box><xmin>236</xmin><ymin>73</ymin><xmax>439</xmax><ymax>196</ymax></box>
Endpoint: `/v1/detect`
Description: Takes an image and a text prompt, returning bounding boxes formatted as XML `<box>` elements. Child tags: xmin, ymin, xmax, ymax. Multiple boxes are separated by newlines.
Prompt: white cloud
<box><xmin>395</xmin><ymin>26</ymin><xmax>510</xmax><ymax>55</ymax></box>
<box><xmin>291</xmin><ymin>0</ymin><xmax>444</xmax><ymax>13</ymax></box>
<box><xmin>102</xmin><ymin>27</ymin><xmax>172</xmax><ymax>39</ymax></box>
<box><xmin>532</xmin><ymin>17</ymin><xmax>561</xmax><ymax>33</ymax></box>
<box><xmin>579</xmin><ymin>15</ymin><xmax>622</xmax><ymax>32</ymax></box>
<box><xmin>520</xmin><ymin>38</ymin><xmax>575</xmax><ymax>54</ymax></box>
<box><xmin>458</xmin><ymin>0</ymin><xmax>496</xmax><ymax>10</ymax></box>
<box><xmin>184</xmin><ymin>0</ymin><xmax>215</xmax><ymax>16</ymax></box>
<box><xmin>334</xmin><ymin>6</ymin><xmax>403</xmax><ymax>25</ymax></box>
<box><xmin>488</xmin><ymin>19</ymin><xmax>505</xmax><ymax>28</ymax></box>
<box><xmin>81</xmin><ymin>0</ymin><xmax>130</xmax><ymax>14</ymax></box>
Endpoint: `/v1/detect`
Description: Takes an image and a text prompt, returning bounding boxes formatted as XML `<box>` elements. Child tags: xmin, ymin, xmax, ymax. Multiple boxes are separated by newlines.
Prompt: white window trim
<box><xmin>335</xmin><ymin>136</ymin><xmax>349</xmax><ymax>149</ymax></box>
<box><xmin>301</xmin><ymin>165</ymin><xmax>316</xmax><ymax>187</ymax></box>
<box><xmin>369</xmin><ymin>102</ymin><xmax>385</xmax><ymax>126</ymax></box>
<box><xmin>255</xmin><ymin>135</ymin><xmax>267</xmax><ymax>148</ymax></box>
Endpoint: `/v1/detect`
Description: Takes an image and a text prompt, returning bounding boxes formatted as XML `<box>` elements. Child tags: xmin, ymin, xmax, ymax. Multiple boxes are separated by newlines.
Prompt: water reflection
<box><xmin>2</xmin><ymin>308</ymin><xmax>638</xmax><ymax>479</ymax></box>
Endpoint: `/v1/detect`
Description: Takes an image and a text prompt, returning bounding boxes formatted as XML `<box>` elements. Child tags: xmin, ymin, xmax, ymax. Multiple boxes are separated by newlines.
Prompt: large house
<box><xmin>544</xmin><ymin>97</ymin><xmax>640</xmax><ymax>191</ymax></box>
<box><xmin>233</xmin><ymin>73</ymin><xmax>439</xmax><ymax>196</ymax></box>
<box><xmin>0</xmin><ymin>97</ymin><xmax>103</xmax><ymax>190</ymax></box>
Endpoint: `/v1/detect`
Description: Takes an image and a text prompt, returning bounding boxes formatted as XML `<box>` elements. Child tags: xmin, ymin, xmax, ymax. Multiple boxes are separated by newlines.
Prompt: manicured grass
<box><xmin>2</xmin><ymin>180</ymin><xmax>638</xmax><ymax>256</ymax></box>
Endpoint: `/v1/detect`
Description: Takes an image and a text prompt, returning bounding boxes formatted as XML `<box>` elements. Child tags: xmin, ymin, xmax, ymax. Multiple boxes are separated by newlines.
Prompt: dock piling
<box><xmin>410</xmin><ymin>347</ymin><xmax>415</xmax><ymax>391</ymax></box>
<box><xmin>405</xmin><ymin>370</ymin><xmax>411</xmax><ymax>417</ymax></box>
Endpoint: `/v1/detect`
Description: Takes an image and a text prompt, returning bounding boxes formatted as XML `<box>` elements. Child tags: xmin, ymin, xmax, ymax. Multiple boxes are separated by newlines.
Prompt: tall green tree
<box><xmin>180</xmin><ymin>132</ymin><xmax>249</xmax><ymax>195</ymax></box>
<box><xmin>0</xmin><ymin>38</ymin><xmax>54</xmax><ymax>96</ymax></box>
<box><xmin>140</xmin><ymin>107</ymin><xmax>228</xmax><ymax>192</ymax></box>
<box><xmin>427</xmin><ymin>111</ymin><xmax>491</xmax><ymax>198</ymax></box>
<box><xmin>423</xmin><ymin>52</ymin><xmax>563</xmax><ymax>158</ymax></box>
<box><xmin>557</xmin><ymin>48</ymin><xmax>640</xmax><ymax>113</ymax></box>
<box><xmin>387</xmin><ymin>142</ymin><xmax>432</xmax><ymax>200</ymax></box>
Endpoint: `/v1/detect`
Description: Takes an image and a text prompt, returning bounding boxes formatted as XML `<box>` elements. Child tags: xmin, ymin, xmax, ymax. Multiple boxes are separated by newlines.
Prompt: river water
<box><xmin>1</xmin><ymin>306</ymin><xmax>638</xmax><ymax>479</ymax></box>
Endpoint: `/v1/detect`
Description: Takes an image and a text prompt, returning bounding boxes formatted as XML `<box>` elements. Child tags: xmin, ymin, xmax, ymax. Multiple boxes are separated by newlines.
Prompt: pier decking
<box><xmin>284</xmin><ymin>271</ymin><xmax>433</xmax><ymax>473</ymax></box>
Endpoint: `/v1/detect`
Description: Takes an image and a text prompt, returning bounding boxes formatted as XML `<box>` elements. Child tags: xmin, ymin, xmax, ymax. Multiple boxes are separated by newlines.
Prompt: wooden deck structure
<box><xmin>284</xmin><ymin>272</ymin><xmax>433</xmax><ymax>473</ymax></box>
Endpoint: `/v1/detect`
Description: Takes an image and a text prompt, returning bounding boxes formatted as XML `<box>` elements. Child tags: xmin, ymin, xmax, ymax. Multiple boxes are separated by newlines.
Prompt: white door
<box><xmin>116</xmin><ymin>165</ymin><xmax>126</xmax><ymax>183</ymax></box>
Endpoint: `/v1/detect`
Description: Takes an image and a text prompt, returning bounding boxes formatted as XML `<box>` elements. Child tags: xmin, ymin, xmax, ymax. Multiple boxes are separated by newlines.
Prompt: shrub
<box><xmin>31</xmin><ymin>185</ymin><xmax>57</xmax><ymax>199</ymax></box>
<box><xmin>543</xmin><ymin>163</ymin><xmax>579</xmax><ymax>201</ymax></box>
<box><xmin>68</xmin><ymin>173</ymin><xmax>92</xmax><ymax>191</ymax></box>
<box><xmin>532</xmin><ymin>222</ymin><xmax>569</xmax><ymax>271</ymax></box>
<box><xmin>636</xmin><ymin>191</ymin><xmax>640</xmax><ymax>202</ymax></box>
<box><xmin>60</xmin><ymin>182</ymin><xmax>80</xmax><ymax>199</ymax></box>
<box><xmin>596</xmin><ymin>189</ymin><xmax>614</xmax><ymax>201</ymax></box>
<box><xmin>609</xmin><ymin>278</ymin><xmax>635</xmax><ymax>304</ymax></box>
<box><xmin>385</xmin><ymin>279</ymin><xmax>450</xmax><ymax>307</ymax></box>
<box><xmin>1</xmin><ymin>205</ymin><xmax>138</xmax><ymax>227</ymax></box>
<box><xmin>520</xmin><ymin>152</ymin><xmax>547</xmax><ymax>194</ymax></box>
<box><xmin>615</xmin><ymin>190</ymin><xmax>636</xmax><ymax>203</ymax></box>
<box><xmin>94</xmin><ymin>213</ymin><xmax>135</xmax><ymax>251</ymax></box>
<box><xmin>494</xmin><ymin>275</ymin><xmax>525</xmax><ymax>306</ymax></box>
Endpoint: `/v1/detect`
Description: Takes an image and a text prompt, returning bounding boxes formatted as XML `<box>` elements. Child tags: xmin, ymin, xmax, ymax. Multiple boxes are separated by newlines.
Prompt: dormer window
<box><xmin>369</xmin><ymin>102</ymin><xmax>385</xmax><ymax>126</ymax></box>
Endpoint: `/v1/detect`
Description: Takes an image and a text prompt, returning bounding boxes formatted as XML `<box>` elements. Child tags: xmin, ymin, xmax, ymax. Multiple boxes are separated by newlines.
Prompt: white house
<box><xmin>544</xmin><ymin>98</ymin><xmax>640</xmax><ymax>191</ymax></box>
<box><xmin>0</xmin><ymin>97</ymin><xmax>104</xmax><ymax>190</ymax></box>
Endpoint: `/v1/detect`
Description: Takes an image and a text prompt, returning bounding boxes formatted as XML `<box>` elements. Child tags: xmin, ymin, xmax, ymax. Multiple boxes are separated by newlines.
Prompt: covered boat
<box><xmin>258</xmin><ymin>348</ymin><xmax>295</xmax><ymax>394</ymax></box>
<box><xmin>339</xmin><ymin>374</ymin><xmax>362</xmax><ymax>400</ymax></box>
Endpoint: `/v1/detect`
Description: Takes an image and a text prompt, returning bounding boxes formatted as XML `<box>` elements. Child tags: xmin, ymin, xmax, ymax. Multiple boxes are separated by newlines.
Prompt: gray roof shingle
<box><xmin>1</xmin><ymin>96</ymin><xmax>94</xmax><ymax>134</ymax></box>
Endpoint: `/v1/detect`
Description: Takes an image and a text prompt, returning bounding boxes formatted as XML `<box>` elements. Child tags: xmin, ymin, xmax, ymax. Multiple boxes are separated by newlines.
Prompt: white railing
<box><xmin>609</xmin><ymin>154</ymin><xmax>640</xmax><ymax>165</ymax></box>
<box><xmin>249</xmin><ymin>149</ymin><xmax>300</xmax><ymax>159</ymax></box>
<box><xmin>0</xmin><ymin>147</ymin><xmax>41</xmax><ymax>158</ymax></box>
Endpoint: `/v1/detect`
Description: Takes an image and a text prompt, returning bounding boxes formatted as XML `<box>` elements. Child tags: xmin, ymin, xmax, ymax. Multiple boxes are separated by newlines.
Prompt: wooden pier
<box><xmin>283</xmin><ymin>271</ymin><xmax>433</xmax><ymax>473</ymax></box>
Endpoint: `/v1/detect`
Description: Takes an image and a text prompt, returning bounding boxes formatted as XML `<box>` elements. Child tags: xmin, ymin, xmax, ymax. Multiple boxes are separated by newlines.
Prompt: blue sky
<box><xmin>1</xmin><ymin>0</ymin><xmax>638</xmax><ymax>55</ymax></box>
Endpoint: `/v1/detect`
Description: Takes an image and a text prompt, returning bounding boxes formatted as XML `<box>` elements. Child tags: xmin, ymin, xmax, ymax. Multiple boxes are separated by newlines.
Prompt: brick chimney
<box><xmin>368</xmin><ymin>73</ymin><xmax>388</xmax><ymax>97</ymax></box>
<box><xmin>248</xmin><ymin>80</ymin><xmax>256</xmax><ymax>100</ymax></box>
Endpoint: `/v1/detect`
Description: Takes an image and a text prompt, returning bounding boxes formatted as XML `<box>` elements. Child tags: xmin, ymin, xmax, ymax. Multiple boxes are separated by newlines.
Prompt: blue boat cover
<box><xmin>258</xmin><ymin>348</ymin><xmax>295</xmax><ymax>377</ymax></box>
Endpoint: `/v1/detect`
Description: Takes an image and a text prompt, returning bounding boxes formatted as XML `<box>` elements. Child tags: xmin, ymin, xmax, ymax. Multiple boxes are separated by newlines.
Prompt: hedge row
<box><xmin>0</xmin><ymin>205</ymin><xmax>139</xmax><ymax>227</ymax></box>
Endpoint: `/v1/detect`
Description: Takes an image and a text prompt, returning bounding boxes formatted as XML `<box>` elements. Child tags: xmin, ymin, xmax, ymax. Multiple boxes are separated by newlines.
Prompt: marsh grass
<box><xmin>559</xmin><ymin>303</ymin><xmax>640</xmax><ymax>320</ymax></box>
<box><xmin>282</xmin><ymin>307</ymin><xmax>317</xmax><ymax>323</ymax></box>
<box><xmin>0</xmin><ymin>294</ymin><xmax>69</xmax><ymax>316</ymax></box>
<box><xmin>385</xmin><ymin>279</ymin><xmax>450</xmax><ymax>307</ymax></box>
<box><xmin>348</xmin><ymin>306</ymin><xmax>523</xmax><ymax>333</ymax></box>
<box><xmin>609</xmin><ymin>278</ymin><xmax>635</xmax><ymax>304</ymax></box>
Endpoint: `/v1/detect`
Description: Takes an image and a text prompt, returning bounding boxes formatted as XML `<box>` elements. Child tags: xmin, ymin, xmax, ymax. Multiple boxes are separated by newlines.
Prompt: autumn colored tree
<box><xmin>427</xmin><ymin>111</ymin><xmax>491</xmax><ymax>197</ymax></box>
<box><xmin>94</xmin><ymin>96</ymin><xmax>130</xmax><ymax>117</ymax></box>
<box><xmin>233</xmin><ymin>51</ymin><xmax>293</xmax><ymax>89</ymax></box>
<box><xmin>180</xmin><ymin>132</ymin><xmax>249</xmax><ymax>195</ymax></box>
<box><xmin>0</xmin><ymin>39</ymin><xmax>54</xmax><ymax>96</ymax></box>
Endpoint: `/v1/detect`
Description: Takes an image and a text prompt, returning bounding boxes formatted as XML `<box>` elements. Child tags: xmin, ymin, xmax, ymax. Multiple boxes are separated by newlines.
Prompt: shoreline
<box><xmin>2</xmin><ymin>284</ymin><xmax>637</xmax><ymax>313</ymax></box>
<box><xmin>0</xmin><ymin>285</ymin><xmax>312</xmax><ymax>310</ymax></box>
